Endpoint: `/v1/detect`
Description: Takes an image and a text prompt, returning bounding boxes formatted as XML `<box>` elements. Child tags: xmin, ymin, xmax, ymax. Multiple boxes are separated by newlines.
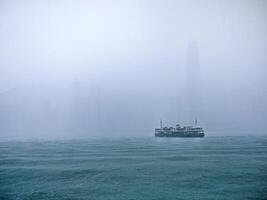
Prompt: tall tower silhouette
<box><xmin>70</xmin><ymin>78</ymin><xmax>86</xmax><ymax>132</ymax></box>
<box><xmin>185</xmin><ymin>41</ymin><xmax>201</xmax><ymax>124</ymax></box>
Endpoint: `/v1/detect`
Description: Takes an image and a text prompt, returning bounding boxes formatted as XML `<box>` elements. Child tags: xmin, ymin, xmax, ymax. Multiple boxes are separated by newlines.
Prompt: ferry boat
<box><xmin>155</xmin><ymin>120</ymin><xmax>204</xmax><ymax>137</ymax></box>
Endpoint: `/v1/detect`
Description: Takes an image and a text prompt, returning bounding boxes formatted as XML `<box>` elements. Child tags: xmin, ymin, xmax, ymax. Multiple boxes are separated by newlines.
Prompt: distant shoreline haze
<box><xmin>0</xmin><ymin>0</ymin><xmax>266</xmax><ymax>139</ymax></box>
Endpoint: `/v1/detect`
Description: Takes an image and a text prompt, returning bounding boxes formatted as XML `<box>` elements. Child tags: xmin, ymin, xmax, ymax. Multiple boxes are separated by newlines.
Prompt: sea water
<box><xmin>0</xmin><ymin>136</ymin><xmax>266</xmax><ymax>199</ymax></box>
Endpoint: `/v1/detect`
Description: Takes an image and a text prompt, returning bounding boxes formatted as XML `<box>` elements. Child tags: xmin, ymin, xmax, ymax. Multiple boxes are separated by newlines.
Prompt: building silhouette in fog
<box><xmin>70</xmin><ymin>78</ymin><xmax>86</xmax><ymax>132</ymax></box>
<box><xmin>184</xmin><ymin>41</ymin><xmax>201</xmax><ymax>123</ymax></box>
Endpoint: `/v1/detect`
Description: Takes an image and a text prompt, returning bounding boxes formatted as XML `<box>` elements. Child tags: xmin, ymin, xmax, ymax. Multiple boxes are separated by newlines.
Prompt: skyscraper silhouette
<box><xmin>185</xmin><ymin>41</ymin><xmax>201</xmax><ymax>124</ymax></box>
<box><xmin>70</xmin><ymin>78</ymin><xmax>85</xmax><ymax>132</ymax></box>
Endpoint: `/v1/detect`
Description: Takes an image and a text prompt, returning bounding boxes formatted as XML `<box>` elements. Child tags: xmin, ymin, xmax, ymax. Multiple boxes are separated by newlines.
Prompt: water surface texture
<box><xmin>0</xmin><ymin>136</ymin><xmax>266</xmax><ymax>199</ymax></box>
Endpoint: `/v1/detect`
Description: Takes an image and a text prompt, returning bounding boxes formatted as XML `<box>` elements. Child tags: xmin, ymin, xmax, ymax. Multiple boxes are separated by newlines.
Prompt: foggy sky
<box><xmin>0</xmin><ymin>0</ymin><xmax>267</xmax><ymax>139</ymax></box>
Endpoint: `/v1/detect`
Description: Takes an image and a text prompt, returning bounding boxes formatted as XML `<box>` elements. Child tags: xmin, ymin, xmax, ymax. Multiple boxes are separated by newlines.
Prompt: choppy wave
<box><xmin>0</xmin><ymin>136</ymin><xmax>267</xmax><ymax>199</ymax></box>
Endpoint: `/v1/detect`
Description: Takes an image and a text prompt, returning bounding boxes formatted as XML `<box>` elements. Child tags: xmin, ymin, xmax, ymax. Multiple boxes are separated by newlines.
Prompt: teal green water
<box><xmin>0</xmin><ymin>136</ymin><xmax>266</xmax><ymax>199</ymax></box>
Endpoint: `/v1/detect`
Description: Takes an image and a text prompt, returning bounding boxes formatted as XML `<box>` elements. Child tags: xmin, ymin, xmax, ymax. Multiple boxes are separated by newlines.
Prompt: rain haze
<box><xmin>0</xmin><ymin>0</ymin><xmax>267</xmax><ymax>139</ymax></box>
